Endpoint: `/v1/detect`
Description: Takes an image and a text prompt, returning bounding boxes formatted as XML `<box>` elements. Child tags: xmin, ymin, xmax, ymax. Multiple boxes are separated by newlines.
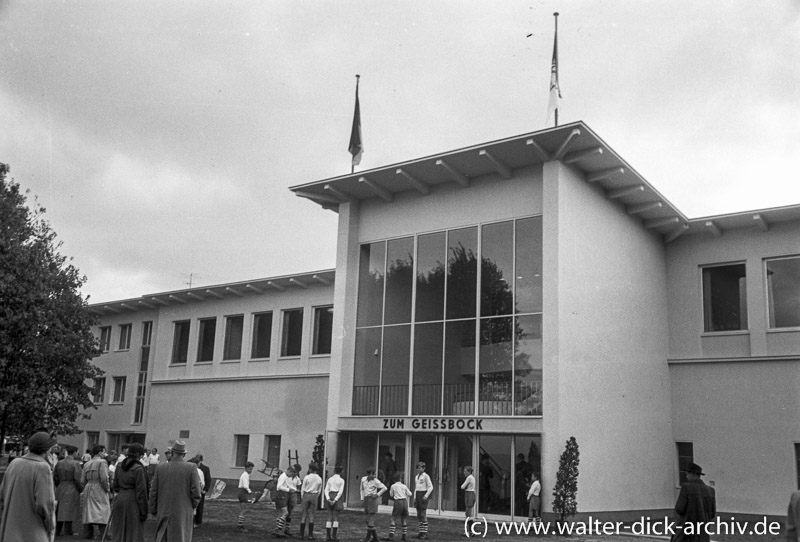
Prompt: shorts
<box><xmin>528</xmin><ymin>495</ymin><xmax>541</xmax><ymax>516</ymax></box>
<box><xmin>327</xmin><ymin>491</ymin><xmax>344</xmax><ymax>511</ymax></box>
<box><xmin>414</xmin><ymin>491</ymin><xmax>429</xmax><ymax>511</ymax></box>
<box><xmin>274</xmin><ymin>490</ymin><xmax>289</xmax><ymax>509</ymax></box>
<box><xmin>464</xmin><ymin>491</ymin><xmax>476</xmax><ymax>508</ymax></box>
<box><xmin>392</xmin><ymin>498</ymin><xmax>409</xmax><ymax>518</ymax></box>
<box><xmin>364</xmin><ymin>495</ymin><xmax>379</xmax><ymax>515</ymax></box>
<box><xmin>238</xmin><ymin>488</ymin><xmax>252</xmax><ymax>503</ymax></box>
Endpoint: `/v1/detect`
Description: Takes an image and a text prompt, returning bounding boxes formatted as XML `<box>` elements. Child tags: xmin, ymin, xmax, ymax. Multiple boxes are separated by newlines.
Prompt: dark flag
<box><xmin>546</xmin><ymin>13</ymin><xmax>561</xmax><ymax>126</ymax></box>
<box><xmin>349</xmin><ymin>75</ymin><xmax>363</xmax><ymax>169</ymax></box>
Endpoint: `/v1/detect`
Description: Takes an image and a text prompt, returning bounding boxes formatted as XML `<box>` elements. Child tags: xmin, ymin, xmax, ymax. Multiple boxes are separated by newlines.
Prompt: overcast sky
<box><xmin>2</xmin><ymin>1</ymin><xmax>798</xmax><ymax>303</ymax></box>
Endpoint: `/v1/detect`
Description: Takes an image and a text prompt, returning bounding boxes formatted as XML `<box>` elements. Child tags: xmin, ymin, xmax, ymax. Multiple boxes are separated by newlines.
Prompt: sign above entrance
<box><xmin>384</xmin><ymin>418</ymin><xmax>484</xmax><ymax>432</ymax></box>
<box><xmin>337</xmin><ymin>416</ymin><xmax>543</xmax><ymax>434</ymax></box>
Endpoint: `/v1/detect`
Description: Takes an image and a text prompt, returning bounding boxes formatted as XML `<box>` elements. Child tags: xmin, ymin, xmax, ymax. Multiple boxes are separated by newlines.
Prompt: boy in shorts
<box><xmin>324</xmin><ymin>465</ymin><xmax>345</xmax><ymax>541</ymax></box>
<box><xmin>386</xmin><ymin>472</ymin><xmax>412</xmax><ymax>541</ymax></box>
<box><xmin>360</xmin><ymin>468</ymin><xmax>387</xmax><ymax>542</ymax></box>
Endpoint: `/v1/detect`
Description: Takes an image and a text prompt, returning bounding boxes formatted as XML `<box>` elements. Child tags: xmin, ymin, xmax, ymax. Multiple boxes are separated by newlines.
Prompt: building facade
<box><xmin>71</xmin><ymin>121</ymin><xmax>799</xmax><ymax>519</ymax></box>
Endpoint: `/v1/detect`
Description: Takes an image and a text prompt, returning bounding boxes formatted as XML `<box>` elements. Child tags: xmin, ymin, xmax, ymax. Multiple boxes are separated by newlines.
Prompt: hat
<box><xmin>683</xmin><ymin>462</ymin><xmax>705</xmax><ymax>476</ymax></box>
<box><xmin>28</xmin><ymin>432</ymin><xmax>57</xmax><ymax>451</ymax></box>
<box><xmin>169</xmin><ymin>440</ymin><xmax>187</xmax><ymax>454</ymax></box>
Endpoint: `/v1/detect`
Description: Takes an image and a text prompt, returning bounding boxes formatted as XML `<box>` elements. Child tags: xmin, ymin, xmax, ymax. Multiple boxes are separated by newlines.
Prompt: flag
<box><xmin>546</xmin><ymin>16</ymin><xmax>561</xmax><ymax>127</ymax></box>
<box><xmin>349</xmin><ymin>77</ymin><xmax>363</xmax><ymax>167</ymax></box>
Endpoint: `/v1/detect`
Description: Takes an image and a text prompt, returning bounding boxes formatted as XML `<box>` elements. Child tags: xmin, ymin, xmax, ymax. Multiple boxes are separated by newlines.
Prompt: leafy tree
<box><xmin>552</xmin><ymin>436</ymin><xmax>580</xmax><ymax>522</ymax></box>
<box><xmin>0</xmin><ymin>164</ymin><xmax>102</xmax><ymax>450</ymax></box>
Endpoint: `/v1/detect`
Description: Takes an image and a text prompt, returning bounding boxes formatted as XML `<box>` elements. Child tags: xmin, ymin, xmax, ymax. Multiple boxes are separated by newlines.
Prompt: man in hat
<box><xmin>672</xmin><ymin>462</ymin><xmax>716</xmax><ymax>542</ymax></box>
<box><xmin>0</xmin><ymin>431</ymin><xmax>57</xmax><ymax>542</ymax></box>
<box><xmin>149</xmin><ymin>439</ymin><xmax>202</xmax><ymax>542</ymax></box>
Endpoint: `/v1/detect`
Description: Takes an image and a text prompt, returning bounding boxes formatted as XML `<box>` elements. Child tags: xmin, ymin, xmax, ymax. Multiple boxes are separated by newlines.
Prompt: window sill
<box><xmin>170</xmin><ymin>363</ymin><xmax>188</xmax><ymax>366</ymax></box>
<box><xmin>115</xmin><ymin>348</ymin><xmax>131</xmax><ymax>352</ymax></box>
<box><xmin>278</xmin><ymin>356</ymin><xmax>301</xmax><ymax>360</ymax></box>
<box><xmin>248</xmin><ymin>357</ymin><xmax>270</xmax><ymax>363</ymax></box>
<box><xmin>195</xmin><ymin>361</ymin><xmax>213</xmax><ymax>365</ymax></box>
<box><xmin>109</xmin><ymin>402</ymin><xmax>124</xmax><ymax>405</ymax></box>
<box><xmin>700</xmin><ymin>330</ymin><xmax>750</xmax><ymax>337</ymax></box>
<box><xmin>310</xmin><ymin>353</ymin><xmax>331</xmax><ymax>358</ymax></box>
<box><xmin>221</xmin><ymin>359</ymin><xmax>242</xmax><ymax>364</ymax></box>
<box><xmin>766</xmin><ymin>327</ymin><xmax>800</xmax><ymax>334</ymax></box>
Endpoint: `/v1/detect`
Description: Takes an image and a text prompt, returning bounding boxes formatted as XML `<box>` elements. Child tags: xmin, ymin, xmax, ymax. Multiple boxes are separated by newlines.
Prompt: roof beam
<box><xmin>323</xmin><ymin>184</ymin><xmax>351</xmax><ymax>202</ymax></box>
<box><xmin>290</xmin><ymin>278</ymin><xmax>308</xmax><ymax>289</ymax></box>
<box><xmin>205</xmin><ymin>289</ymin><xmax>224</xmax><ymax>299</ymax></box>
<box><xmin>644</xmin><ymin>217</ymin><xmax>680</xmax><ymax>229</ymax></box>
<box><xmin>359</xmin><ymin>176</ymin><xmax>393</xmax><ymax>202</ymax></box>
<box><xmin>753</xmin><ymin>213</ymin><xmax>769</xmax><ymax>232</ymax></box>
<box><xmin>103</xmin><ymin>305</ymin><xmax>121</xmax><ymax>313</ymax></box>
<box><xmin>295</xmin><ymin>190</ymin><xmax>341</xmax><ymax>205</ymax></box>
<box><xmin>396</xmin><ymin>168</ymin><xmax>430</xmax><ymax>195</ymax></box>
<box><xmin>313</xmin><ymin>274</ymin><xmax>332</xmax><ymax>286</ymax></box>
<box><xmin>705</xmin><ymin>220</ymin><xmax>722</xmax><ymax>238</ymax></box>
<box><xmin>607</xmin><ymin>185</ymin><xmax>644</xmax><ymax>199</ymax></box>
<box><xmin>138</xmin><ymin>300</ymin><xmax>155</xmax><ymax>309</ymax></box>
<box><xmin>586</xmin><ymin>167</ymin><xmax>625</xmax><ymax>183</ymax></box>
<box><xmin>562</xmin><ymin>146</ymin><xmax>603</xmax><ymax>165</ymax></box>
<box><xmin>151</xmin><ymin>297</ymin><xmax>169</xmax><ymax>306</ymax></box>
<box><xmin>553</xmin><ymin>128</ymin><xmax>581</xmax><ymax>160</ymax></box>
<box><xmin>168</xmin><ymin>295</ymin><xmax>187</xmax><ymax>304</ymax></box>
<box><xmin>526</xmin><ymin>138</ymin><xmax>551</xmax><ymax>162</ymax></box>
<box><xmin>186</xmin><ymin>292</ymin><xmax>204</xmax><ymax>301</ymax></box>
<box><xmin>627</xmin><ymin>201</ymin><xmax>662</xmax><ymax>215</ymax></box>
<box><xmin>479</xmin><ymin>149</ymin><xmax>512</xmax><ymax>179</ymax></box>
<box><xmin>267</xmin><ymin>281</ymin><xmax>285</xmax><ymax>292</ymax></box>
<box><xmin>665</xmin><ymin>223</ymin><xmax>690</xmax><ymax>243</ymax></box>
<box><xmin>225</xmin><ymin>287</ymin><xmax>244</xmax><ymax>297</ymax></box>
<box><xmin>246</xmin><ymin>284</ymin><xmax>264</xmax><ymax>294</ymax></box>
<box><xmin>119</xmin><ymin>303</ymin><xmax>137</xmax><ymax>312</ymax></box>
<box><xmin>436</xmin><ymin>159</ymin><xmax>470</xmax><ymax>187</ymax></box>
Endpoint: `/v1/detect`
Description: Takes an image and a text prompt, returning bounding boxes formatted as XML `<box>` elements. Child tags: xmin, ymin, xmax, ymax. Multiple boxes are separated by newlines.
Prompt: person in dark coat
<box><xmin>787</xmin><ymin>491</ymin><xmax>800</xmax><ymax>542</ymax></box>
<box><xmin>110</xmin><ymin>443</ymin><xmax>149</xmax><ymax>542</ymax></box>
<box><xmin>54</xmin><ymin>445</ymin><xmax>83</xmax><ymax>536</ymax></box>
<box><xmin>672</xmin><ymin>462</ymin><xmax>716</xmax><ymax>542</ymax></box>
<box><xmin>149</xmin><ymin>439</ymin><xmax>202</xmax><ymax>542</ymax></box>
<box><xmin>193</xmin><ymin>454</ymin><xmax>211</xmax><ymax>527</ymax></box>
<box><xmin>379</xmin><ymin>452</ymin><xmax>397</xmax><ymax>504</ymax></box>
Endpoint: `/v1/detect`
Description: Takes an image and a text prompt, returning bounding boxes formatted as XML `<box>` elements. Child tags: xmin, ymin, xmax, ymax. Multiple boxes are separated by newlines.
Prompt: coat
<box><xmin>787</xmin><ymin>491</ymin><xmax>800</xmax><ymax>542</ymax></box>
<box><xmin>149</xmin><ymin>456</ymin><xmax>202</xmax><ymax>542</ymax></box>
<box><xmin>81</xmin><ymin>456</ymin><xmax>111</xmax><ymax>524</ymax></box>
<box><xmin>54</xmin><ymin>456</ymin><xmax>83</xmax><ymax>522</ymax></box>
<box><xmin>672</xmin><ymin>478</ymin><xmax>716</xmax><ymax>542</ymax></box>
<box><xmin>110</xmin><ymin>461</ymin><xmax>149</xmax><ymax>542</ymax></box>
<box><xmin>0</xmin><ymin>453</ymin><xmax>56</xmax><ymax>542</ymax></box>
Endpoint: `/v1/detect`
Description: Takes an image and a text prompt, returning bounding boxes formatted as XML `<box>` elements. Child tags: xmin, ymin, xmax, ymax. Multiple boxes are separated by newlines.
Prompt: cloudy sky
<box><xmin>1</xmin><ymin>1</ymin><xmax>798</xmax><ymax>303</ymax></box>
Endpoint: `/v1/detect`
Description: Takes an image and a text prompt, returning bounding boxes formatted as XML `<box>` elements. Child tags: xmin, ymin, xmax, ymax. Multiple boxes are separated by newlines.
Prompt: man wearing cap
<box><xmin>149</xmin><ymin>439</ymin><xmax>202</xmax><ymax>542</ymax></box>
<box><xmin>0</xmin><ymin>431</ymin><xmax>57</xmax><ymax>542</ymax></box>
<box><xmin>673</xmin><ymin>462</ymin><xmax>716</xmax><ymax>542</ymax></box>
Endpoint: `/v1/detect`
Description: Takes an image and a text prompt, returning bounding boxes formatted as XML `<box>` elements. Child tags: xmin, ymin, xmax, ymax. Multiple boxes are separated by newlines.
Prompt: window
<box><xmin>251</xmin><ymin>312</ymin><xmax>273</xmax><ymax>358</ymax></box>
<box><xmin>197</xmin><ymin>318</ymin><xmax>216</xmax><ymax>362</ymax></box>
<box><xmin>86</xmin><ymin>431</ymin><xmax>100</xmax><ymax>449</ymax></box>
<box><xmin>281</xmin><ymin>309</ymin><xmax>304</xmax><ymax>357</ymax></box>
<box><xmin>112</xmin><ymin>377</ymin><xmax>127</xmax><ymax>403</ymax></box>
<box><xmin>676</xmin><ymin>442</ymin><xmax>694</xmax><ymax>486</ymax></box>
<box><xmin>263</xmin><ymin>435</ymin><xmax>282</xmax><ymax>468</ymax></box>
<box><xmin>118</xmin><ymin>324</ymin><xmax>132</xmax><ymax>350</ymax></box>
<box><xmin>134</xmin><ymin>321</ymin><xmax>152</xmax><ymax>424</ymax></box>
<box><xmin>234</xmin><ymin>434</ymin><xmax>250</xmax><ymax>467</ymax></box>
<box><xmin>702</xmin><ymin>263</ymin><xmax>747</xmax><ymax>332</ymax></box>
<box><xmin>99</xmin><ymin>327</ymin><xmax>111</xmax><ymax>353</ymax></box>
<box><xmin>179</xmin><ymin>430</ymin><xmax>190</xmax><ymax>439</ymax></box>
<box><xmin>223</xmin><ymin>315</ymin><xmax>244</xmax><ymax>360</ymax></box>
<box><xmin>312</xmin><ymin>306</ymin><xmax>334</xmax><ymax>355</ymax></box>
<box><xmin>796</xmin><ymin>443</ymin><xmax>800</xmax><ymax>490</ymax></box>
<box><xmin>92</xmin><ymin>377</ymin><xmax>106</xmax><ymax>403</ymax></box>
<box><xmin>766</xmin><ymin>256</ymin><xmax>800</xmax><ymax>329</ymax></box>
<box><xmin>172</xmin><ymin>321</ymin><xmax>190</xmax><ymax>364</ymax></box>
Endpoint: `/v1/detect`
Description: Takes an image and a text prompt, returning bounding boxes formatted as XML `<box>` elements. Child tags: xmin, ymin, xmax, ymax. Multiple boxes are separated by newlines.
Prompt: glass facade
<box><xmin>353</xmin><ymin>217</ymin><xmax>543</xmax><ymax>417</ymax></box>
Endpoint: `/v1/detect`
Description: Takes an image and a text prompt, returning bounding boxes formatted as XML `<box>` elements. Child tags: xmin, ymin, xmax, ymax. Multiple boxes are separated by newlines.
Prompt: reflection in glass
<box><xmin>514</xmin><ymin>315</ymin><xmax>542</xmax><ymax>416</ymax></box>
<box><xmin>353</xmin><ymin>328</ymin><xmax>381</xmax><ymax>415</ymax></box>
<box><xmin>413</xmin><ymin>323</ymin><xmax>443</xmax><ymax>415</ymax></box>
<box><xmin>443</xmin><ymin>320</ymin><xmax>476</xmax><ymax>415</ymax></box>
<box><xmin>481</xmin><ymin>221</ymin><xmax>514</xmax><ymax>317</ymax></box>
<box><xmin>416</xmin><ymin>232</ymin><xmax>446</xmax><ymax>322</ymax></box>
<box><xmin>515</xmin><ymin>217</ymin><xmax>543</xmax><ymax>314</ymax></box>
<box><xmin>411</xmin><ymin>434</ymin><xmax>438</xmax><ymax>511</ymax></box>
<box><xmin>347</xmin><ymin>433</ymin><xmax>378</xmax><ymax>504</ymax></box>
<box><xmin>357</xmin><ymin>242</ymin><xmax>386</xmax><ymax>327</ymax></box>
<box><xmin>513</xmin><ymin>435</ymin><xmax>542</xmax><ymax>517</ymax></box>
<box><xmin>447</xmin><ymin>227</ymin><xmax>478</xmax><ymax>320</ymax></box>
<box><xmin>442</xmin><ymin>434</ymin><xmax>473</xmax><ymax>512</ymax></box>
<box><xmin>479</xmin><ymin>317</ymin><xmax>513</xmax><ymax>415</ymax></box>
<box><xmin>381</xmin><ymin>325</ymin><xmax>411</xmax><ymax>415</ymax></box>
<box><xmin>478</xmin><ymin>435</ymin><xmax>511</xmax><ymax>515</ymax></box>
<box><xmin>385</xmin><ymin>237</ymin><xmax>414</xmax><ymax>325</ymax></box>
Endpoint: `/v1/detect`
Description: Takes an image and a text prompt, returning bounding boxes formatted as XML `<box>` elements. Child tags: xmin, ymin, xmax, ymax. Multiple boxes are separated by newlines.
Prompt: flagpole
<box><xmin>350</xmin><ymin>74</ymin><xmax>361</xmax><ymax>174</ymax></box>
<box><xmin>352</xmin><ymin>74</ymin><xmax>358</xmax><ymax>174</ymax></box>
<box><xmin>553</xmin><ymin>12</ymin><xmax>559</xmax><ymax>127</ymax></box>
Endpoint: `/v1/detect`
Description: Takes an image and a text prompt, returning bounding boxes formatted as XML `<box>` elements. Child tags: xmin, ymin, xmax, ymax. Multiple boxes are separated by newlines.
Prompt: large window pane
<box><xmin>413</xmin><ymin>322</ymin><xmax>443</xmax><ymax>415</ymax></box>
<box><xmin>385</xmin><ymin>237</ymin><xmax>414</xmax><ymax>325</ymax></box>
<box><xmin>197</xmin><ymin>318</ymin><xmax>216</xmax><ymax>362</ymax></box>
<box><xmin>172</xmin><ymin>321</ymin><xmax>190</xmax><ymax>364</ymax></box>
<box><xmin>442</xmin><ymin>434</ymin><xmax>473</xmax><ymax>513</ymax></box>
<box><xmin>515</xmin><ymin>217</ymin><xmax>543</xmax><ymax>314</ymax></box>
<box><xmin>411</xmin><ymin>434</ymin><xmax>438</xmax><ymax>511</ymax></box>
<box><xmin>251</xmin><ymin>312</ymin><xmax>273</xmax><ymax>358</ymax></box>
<box><xmin>281</xmin><ymin>309</ymin><xmax>303</xmax><ymax>357</ymax></box>
<box><xmin>313</xmin><ymin>306</ymin><xmax>334</xmax><ymax>355</ymax></box>
<box><xmin>416</xmin><ymin>232</ymin><xmax>446</xmax><ymax>322</ymax></box>
<box><xmin>767</xmin><ymin>257</ymin><xmax>800</xmax><ymax>328</ymax></box>
<box><xmin>353</xmin><ymin>328</ymin><xmax>382</xmax><ymax>415</ymax></box>
<box><xmin>447</xmin><ymin>227</ymin><xmax>478</xmax><ymax>320</ymax></box>
<box><xmin>443</xmin><ymin>320</ymin><xmax>476</xmax><ymax>415</ymax></box>
<box><xmin>381</xmin><ymin>325</ymin><xmax>411</xmax><ymax>415</ymax></box>
<box><xmin>357</xmin><ymin>242</ymin><xmax>386</xmax><ymax>327</ymax></box>
<box><xmin>223</xmin><ymin>315</ymin><xmax>244</xmax><ymax>360</ymax></box>
<box><xmin>481</xmin><ymin>221</ymin><xmax>514</xmax><ymax>317</ymax></box>
<box><xmin>702</xmin><ymin>264</ymin><xmax>747</xmax><ymax>332</ymax></box>
<box><xmin>514</xmin><ymin>315</ymin><xmax>542</xmax><ymax>416</ymax></box>
<box><xmin>479</xmin><ymin>317</ymin><xmax>513</xmax><ymax>415</ymax></box>
<box><xmin>479</xmin><ymin>435</ymin><xmax>511</xmax><ymax>515</ymax></box>
<box><xmin>514</xmin><ymin>436</ymin><xmax>541</xmax><ymax>517</ymax></box>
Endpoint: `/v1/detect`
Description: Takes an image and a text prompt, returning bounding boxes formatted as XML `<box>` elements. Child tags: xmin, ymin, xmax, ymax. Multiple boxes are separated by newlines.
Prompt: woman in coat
<box><xmin>54</xmin><ymin>446</ymin><xmax>84</xmax><ymax>536</ymax></box>
<box><xmin>81</xmin><ymin>443</ymin><xmax>112</xmax><ymax>539</ymax></box>
<box><xmin>110</xmin><ymin>442</ymin><xmax>149</xmax><ymax>542</ymax></box>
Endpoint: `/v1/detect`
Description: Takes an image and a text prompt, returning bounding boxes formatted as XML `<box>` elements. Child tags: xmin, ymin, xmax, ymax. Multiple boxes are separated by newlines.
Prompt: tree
<box><xmin>0</xmin><ymin>163</ymin><xmax>102</xmax><ymax>450</ymax></box>
<box><xmin>311</xmin><ymin>434</ymin><xmax>325</xmax><ymax>468</ymax></box>
<box><xmin>552</xmin><ymin>436</ymin><xmax>580</xmax><ymax>523</ymax></box>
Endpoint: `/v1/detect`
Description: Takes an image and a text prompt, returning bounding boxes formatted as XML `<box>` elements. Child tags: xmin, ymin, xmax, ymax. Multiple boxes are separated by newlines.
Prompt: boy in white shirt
<box><xmin>324</xmin><ymin>465</ymin><xmax>345</xmax><ymax>541</ymax></box>
<box><xmin>300</xmin><ymin>463</ymin><xmax>323</xmax><ymax>540</ymax></box>
<box><xmin>237</xmin><ymin>462</ymin><xmax>257</xmax><ymax>532</ymax></box>
<box><xmin>413</xmin><ymin>462</ymin><xmax>433</xmax><ymax>539</ymax></box>
<box><xmin>274</xmin><ymin>466</ymin><xmax>296</xmax><ymax>538</ymax></box>
<box><xmin>527</xmin><ymin>472</ymin><xmax>541</xmax><ymax>524</ymax></box>
<box><xmin>386</xmin><ymin>472</ymin><xmax>412</xmax><ymax>541</ymax></box>
<box><xmin>360</xmin><ymin>468</ymin><xmax>387</xmax><ymax>542</ymax></box>
<box><xmin>460</xmin><ymin>466</ymin><xmax>476</xmax><ymax>529</ymax></box>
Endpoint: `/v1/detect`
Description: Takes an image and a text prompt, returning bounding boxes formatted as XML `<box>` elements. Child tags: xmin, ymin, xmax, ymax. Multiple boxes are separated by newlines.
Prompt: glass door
<box><xmin>440</xmin><ymin>434</ymin><xmax>473</xmax><ymax>513</ymax></box>
<box><xmin>411</xmin><ymin>434</ymin><xmax>438</xmax><ymax>511</ymax></box>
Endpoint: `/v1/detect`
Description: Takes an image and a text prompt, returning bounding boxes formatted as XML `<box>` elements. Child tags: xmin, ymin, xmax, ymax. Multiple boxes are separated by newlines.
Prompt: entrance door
<box><xmin>410</xmin><ymin>434</ymin><xmax>438</xmax><ymax>511</ymax></box>
<box><xmin>441</xmin><ymin>434</ymin><xmax>473</xmax><ymax>512</ymax></box>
